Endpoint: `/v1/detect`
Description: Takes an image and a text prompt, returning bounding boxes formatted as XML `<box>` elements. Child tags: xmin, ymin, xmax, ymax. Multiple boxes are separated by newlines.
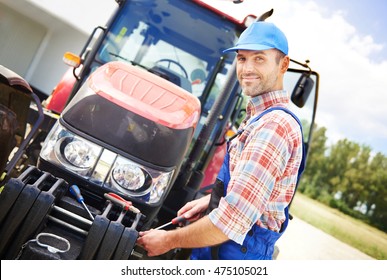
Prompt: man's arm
<box><xmin>137</xmin><ymin>215</ymin><xmax>229</xmax><ymax>257</ymax></box>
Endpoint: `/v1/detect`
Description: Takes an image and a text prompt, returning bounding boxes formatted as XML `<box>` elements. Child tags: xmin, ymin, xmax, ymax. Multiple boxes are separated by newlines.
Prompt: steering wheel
<box><xmin>155</xmin><ymin>59</ymin><xmax>188</xmax><ymax>78</ymax></box>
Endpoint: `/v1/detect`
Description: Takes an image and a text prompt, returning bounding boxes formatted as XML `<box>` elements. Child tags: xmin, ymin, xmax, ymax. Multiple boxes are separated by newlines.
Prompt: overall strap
<box><xmin>233</xmin><ymin>107</ymin><xmax>301</xmax><ymax>137</ymax></box>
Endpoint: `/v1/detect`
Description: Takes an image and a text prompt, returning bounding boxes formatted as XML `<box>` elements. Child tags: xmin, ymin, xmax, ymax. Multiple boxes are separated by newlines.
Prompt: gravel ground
<box><xmin>275</xmin><ymin>216</ymin><xmax>374</xmax><ymax>260</ymax></box>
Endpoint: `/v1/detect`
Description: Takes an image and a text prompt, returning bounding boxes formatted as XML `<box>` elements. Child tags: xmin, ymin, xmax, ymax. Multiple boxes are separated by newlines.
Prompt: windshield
<box><xmin>95</xmin><ymin>0</ymin><xmax>239</xmax><ymax>103</ymax></box>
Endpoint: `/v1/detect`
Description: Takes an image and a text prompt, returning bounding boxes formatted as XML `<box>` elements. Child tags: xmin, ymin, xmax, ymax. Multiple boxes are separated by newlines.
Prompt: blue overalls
<box><xmin>191</xmin><ymin>107</ymin><xmax>306</xmax><ymax>260</ymax></box>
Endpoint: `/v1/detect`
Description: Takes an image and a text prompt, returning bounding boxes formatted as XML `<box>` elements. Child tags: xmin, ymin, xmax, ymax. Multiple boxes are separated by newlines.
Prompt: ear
<box><xmin>280</xmin><ymin>56</ymin><xmax>290</xmax><ymax>74</ymax></box>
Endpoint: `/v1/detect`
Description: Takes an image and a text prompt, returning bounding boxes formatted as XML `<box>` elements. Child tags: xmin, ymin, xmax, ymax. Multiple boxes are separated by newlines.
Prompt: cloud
<box><xmin>286</xmin><ymin>2</ymin><xmax>387</xmax><ymax>154</ymax></box>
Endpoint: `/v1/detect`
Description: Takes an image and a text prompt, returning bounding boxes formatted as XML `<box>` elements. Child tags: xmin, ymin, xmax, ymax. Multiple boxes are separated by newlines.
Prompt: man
<box><xmin>137</xmin><ymin>21</ymin><xmax>305</xmax><ymax>260</ymax></box>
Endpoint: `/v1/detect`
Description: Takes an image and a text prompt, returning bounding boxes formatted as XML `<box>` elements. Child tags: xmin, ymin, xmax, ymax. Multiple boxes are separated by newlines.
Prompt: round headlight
<box><xmin>111</xmin><ymin>163</ymin><xmax>152</xmax><ymax>196</ymax></box>
<box><xmin>64</xmin><ymin>140</ymin><xmax>96</xmax><ymax>169</ymax></box>
<box><xmin>112</xmin><ymin>164</ymin><xmax>144</xmax><ymax>191</ymax></box>
<box><xmin>54</xmin><ymin>136</ymin><xmax>99</xmax><ymax>172</ymax></box>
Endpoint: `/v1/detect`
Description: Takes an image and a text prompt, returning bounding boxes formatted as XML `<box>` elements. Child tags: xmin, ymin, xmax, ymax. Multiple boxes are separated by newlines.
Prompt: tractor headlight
<box><xmin>111</xmin><ymin>161</ymin><xmax>152</xmax><ymax>196</ymax></box>
<box><xmin>109</xmin><ymin>156</ymin><xmax>173</xmax><ymax>203</ymax></box>
<box><xmin>112</xmin><ymin>164</ymin><xmax>146</xmax><ymax>191</ymax></box>
<box><xmin>40</xmin><ymin>123</ymin><xmax>102</xmax><ymax>176</ymax></box>
<box><xmin>40</xmin><ymin>121</ymin><xmax>174</xmax><ymax>204</ymax></box>
<box><xmin>54</xmin><ymin>137</ymin><xmax>100</xmax><ymax>173</ymax></box>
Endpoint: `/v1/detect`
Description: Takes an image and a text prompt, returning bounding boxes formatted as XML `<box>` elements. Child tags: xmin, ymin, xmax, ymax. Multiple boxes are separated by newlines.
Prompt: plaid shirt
<box><xmin>209</xmin><ymin>90</ymin><xmax>303</xmax><ymax>245</ymax></box>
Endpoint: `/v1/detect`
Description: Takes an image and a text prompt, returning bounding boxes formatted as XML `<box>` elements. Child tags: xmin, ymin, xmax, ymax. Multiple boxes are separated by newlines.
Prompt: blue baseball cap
<box><xmin>223</xmin><ymin>22</ymin><xmax>288</xmax><ymax>55</ymax></box>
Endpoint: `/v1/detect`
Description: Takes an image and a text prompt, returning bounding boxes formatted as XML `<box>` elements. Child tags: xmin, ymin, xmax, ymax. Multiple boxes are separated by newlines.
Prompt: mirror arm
<box><xmin>290</xmin><ymin>58</ymin><xmax>312</xmax><ymax>72</ymax></box>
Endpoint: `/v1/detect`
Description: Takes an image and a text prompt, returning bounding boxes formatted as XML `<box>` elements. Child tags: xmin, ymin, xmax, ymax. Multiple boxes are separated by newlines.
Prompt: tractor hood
<box><xmin>61</xmin><ymin>61</ymin><xmax>201</xmax><ymax>168</ymax></box>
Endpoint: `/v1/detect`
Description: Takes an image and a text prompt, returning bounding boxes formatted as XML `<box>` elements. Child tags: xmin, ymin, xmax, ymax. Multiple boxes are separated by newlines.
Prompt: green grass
<box><xmin>290</xmin><ymin>193</ymin><xmax>387</xmax><ymax>260</ymax></box>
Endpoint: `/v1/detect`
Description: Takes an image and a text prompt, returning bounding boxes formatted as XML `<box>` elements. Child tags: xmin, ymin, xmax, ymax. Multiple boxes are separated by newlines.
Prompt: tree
<box><xmin>298</xmin><ymin>124</ymin><xmax>328</xmax><ymax>198</ymax></box>
<box><xmin>297</xmin><ymin>122</ymin><xmax>386</xmax><ymax>231</ymax></box>
<box><xmin>366</xmin><ymin>152</ymin><xmax>387</xmax><ymax>230</ymax></box>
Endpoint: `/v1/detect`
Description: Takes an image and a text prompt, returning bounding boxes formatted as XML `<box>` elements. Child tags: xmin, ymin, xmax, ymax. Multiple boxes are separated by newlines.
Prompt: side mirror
<box><xmin>291</xmin><ymin>73</ymin><xmax>314</xmax><ymax>108</ymax></box>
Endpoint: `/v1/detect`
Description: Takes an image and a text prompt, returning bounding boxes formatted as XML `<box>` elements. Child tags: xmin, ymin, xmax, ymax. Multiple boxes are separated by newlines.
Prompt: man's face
<box><xmin>236</xmin><ymin>49</ymin><xmax>288</xmax><ymax>98</ymax></box>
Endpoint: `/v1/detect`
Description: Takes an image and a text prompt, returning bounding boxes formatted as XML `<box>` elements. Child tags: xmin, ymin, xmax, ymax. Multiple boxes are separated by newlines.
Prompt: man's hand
<box><xmin>137</xmin><ymin>229</ymin><xmax>172</xmax><ymax>257</ymax></box>
<box><xmin>137</xmin><ymin>215</ymin><xmax>229</xmax><ymax>257</ymax></box>
<box><xmin>177</xmin><ymin>194</ymin><xmax>210</xmax><ymax>222</ymax></box>
<box><xmin>137</xmin><ymin>195</ymin><xmax>210</xmax><ymax>257</ymax></box>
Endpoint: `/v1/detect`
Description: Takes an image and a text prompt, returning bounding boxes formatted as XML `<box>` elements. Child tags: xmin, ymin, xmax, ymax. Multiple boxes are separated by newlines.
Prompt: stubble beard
<box><xmin>240</xmin><ymin>70</ymin><xmax>279</xmax><ymax>98</ymax></box>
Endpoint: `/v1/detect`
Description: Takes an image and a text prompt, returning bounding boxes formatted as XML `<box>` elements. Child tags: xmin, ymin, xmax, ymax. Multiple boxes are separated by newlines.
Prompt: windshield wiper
<box><xmin>109</xmin><ymin>53</ymin><xmax>149</xmax><ymax>70</ymax></box>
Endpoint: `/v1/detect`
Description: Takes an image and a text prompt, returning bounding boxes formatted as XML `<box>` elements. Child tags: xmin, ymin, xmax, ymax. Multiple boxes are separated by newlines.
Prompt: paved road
<box><xmin>275</xmin><ymin>216</ymin><xmax>374</xmax><ymax>260</ymax></box>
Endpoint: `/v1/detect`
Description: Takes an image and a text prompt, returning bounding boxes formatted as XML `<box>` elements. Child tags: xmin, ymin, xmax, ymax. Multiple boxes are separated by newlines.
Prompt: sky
<box><xmin>30</xmin><ymin>0</ymin><xmax>387</xmax><ymax>156</ymax></box>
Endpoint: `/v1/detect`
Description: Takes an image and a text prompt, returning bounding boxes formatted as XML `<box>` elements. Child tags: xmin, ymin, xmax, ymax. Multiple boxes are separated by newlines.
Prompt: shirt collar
<box><xmin>245</xmin><ymin>90</ymin><xmax>290</xmax><ymax>120</ymax></box>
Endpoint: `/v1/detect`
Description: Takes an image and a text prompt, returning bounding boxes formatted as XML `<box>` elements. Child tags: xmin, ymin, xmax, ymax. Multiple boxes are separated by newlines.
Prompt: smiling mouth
<box><xmin>242</xmin><ymin>76</ymin><xmax>260</xmax><ymax>83</ymax></box>
<box><xmin>242</xmin><ymin>74</ymin><xmax>260</xmax><ymax>79</ymax></box>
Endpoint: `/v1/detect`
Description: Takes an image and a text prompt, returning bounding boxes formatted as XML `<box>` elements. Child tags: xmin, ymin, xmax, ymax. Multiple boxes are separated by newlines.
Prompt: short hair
<box><xmin>275</xmin><ymin>50</ymin><xmax>286</xmax><ymax>64</ymax></box>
